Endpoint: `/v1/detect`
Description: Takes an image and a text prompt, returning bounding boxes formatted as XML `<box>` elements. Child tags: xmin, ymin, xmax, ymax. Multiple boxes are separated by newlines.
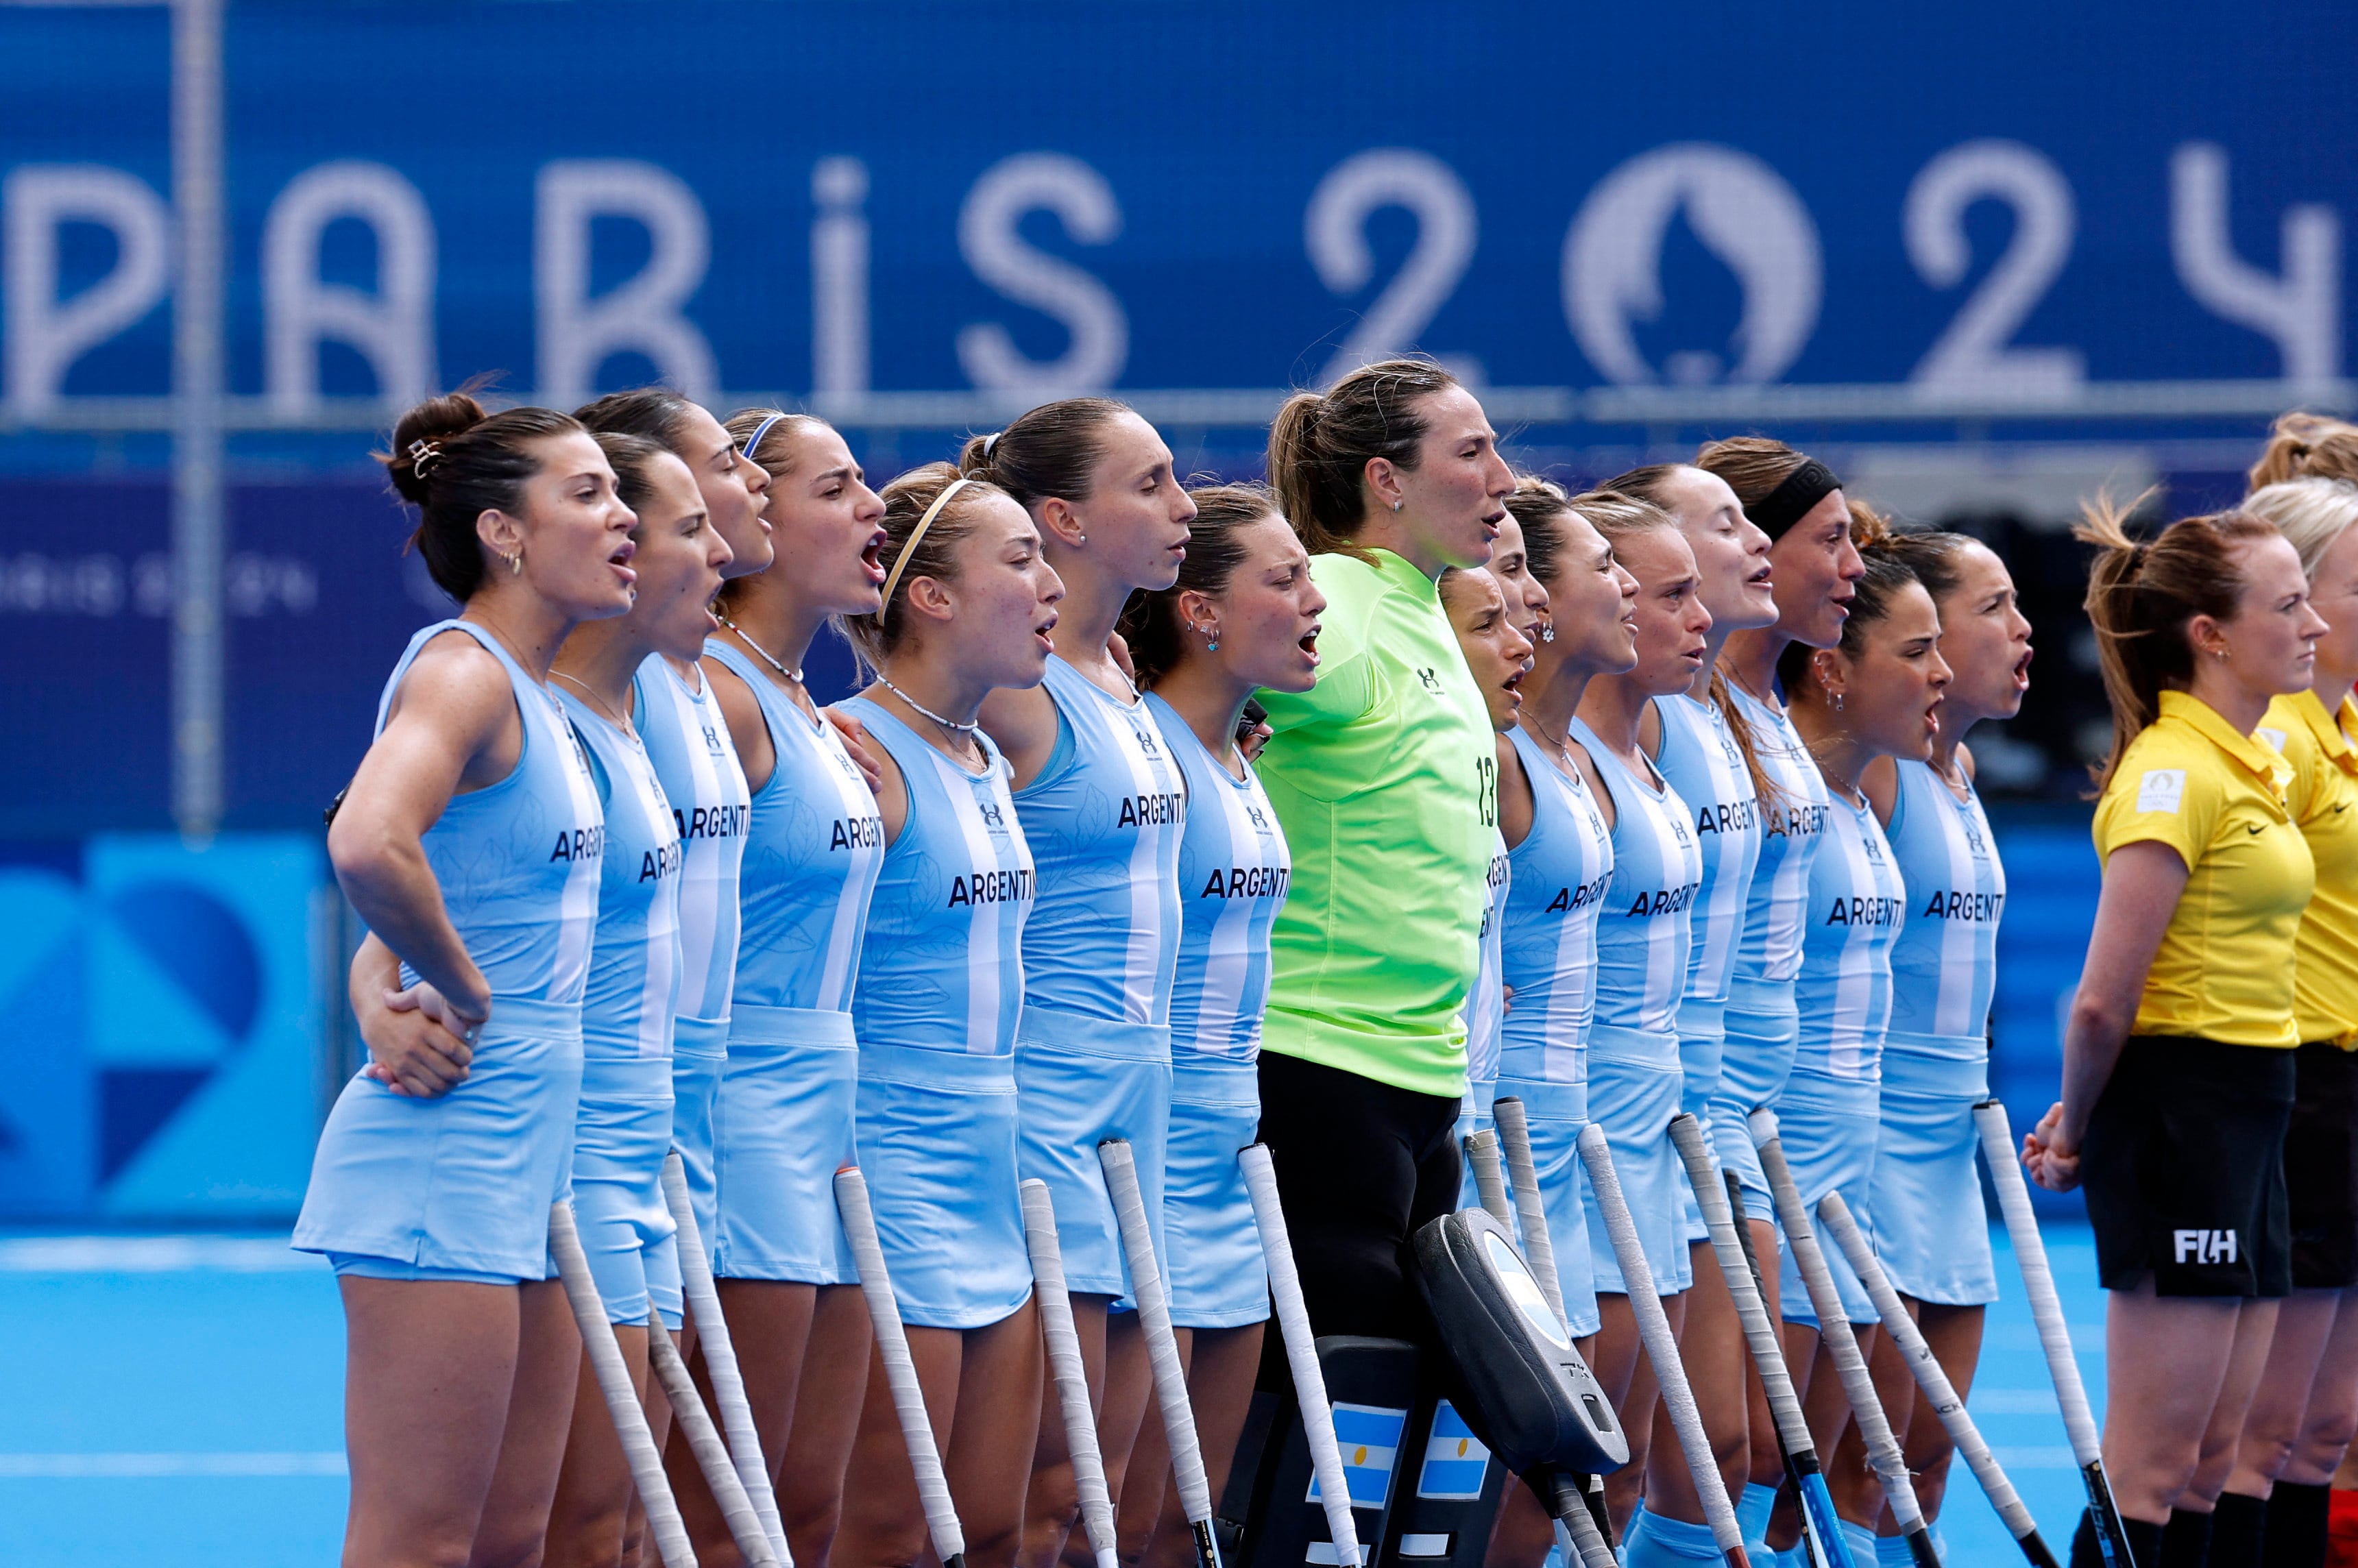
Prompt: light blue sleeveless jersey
<box><xmin>1725</xmin><ymin>686</ymin><xmax>1830</xmax><ymax>994</ymax></box>
<box><xmin>1792</xmin><ymin>792</ymin><xmax>1908</xmax><ymax>1081</ymax></box>
<box><xmin>1014</xmin><ymin>657</ymin><xmax>1186</xmax><ymax>1025</ymax></box>
<box><xmin>633</xmin><ymin>654</ymin><xmax>749</xmax><ymax>1029</ymax></box>
<box><xmin>1147</xmin><ymin>693</ymin><xmax>1290</xmax><ymax>1061</ymax></box>
<box><xmin>707</xmin><ymin>641</ymin><xmax>885</xmax><ymax>1014</ymax></box>
<box><xmin>1497</xmin><ymin>726</ymin><xmax>1616</xmax><ymax>1086</ymax></box>
<box><xmin>1883</xmin><ymin>761</ymin><xmax>2004</xmax><ymax>1053</ymax></box>
<box><xmin>1568</xmin><ymin>718</ymin><xmax>1703</xmax><ymax>1040</ymax></box>
<box><xmin>375</xmin><ymin>620</ymin><xmax>603</xmax><ymax>1003</ymax></box>
<box><xmin>1465</xmin><ymin>826</ymin><xmax>1511</xmax><ymax>1093</ymax></box>
<box><xmin>841</xmin><ymin>698</ymin><xmax>1034</xmax><ymax>1055</ymax></box>
<box><xmin>555</xmin><ymin>695</ymin><xmax>685</xmax><ymax>1057</ymax></box>
<box><xmin>1653</xmin><ymin>692</ymin><xmax>1762</xmax><ymax>1034</ymax></box>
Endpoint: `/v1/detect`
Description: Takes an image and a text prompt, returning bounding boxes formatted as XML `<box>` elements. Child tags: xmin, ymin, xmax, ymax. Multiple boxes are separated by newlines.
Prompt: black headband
<box><xmin>1747</xmin><ymin>458</ymin><xmax>1843</xmax><ymax>539</ymax></box>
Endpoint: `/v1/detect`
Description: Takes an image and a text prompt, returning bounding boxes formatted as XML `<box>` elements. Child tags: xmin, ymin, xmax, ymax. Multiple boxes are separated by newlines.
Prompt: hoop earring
<box><xmin>1206</xmin><ymin>630</ymin><xmax>1220</xmax><ymax>652</ymax></box>
<box><xmin>508</xmin><ymin>550</ymin><xmax>524</xmax><ymax>576</ymax></box>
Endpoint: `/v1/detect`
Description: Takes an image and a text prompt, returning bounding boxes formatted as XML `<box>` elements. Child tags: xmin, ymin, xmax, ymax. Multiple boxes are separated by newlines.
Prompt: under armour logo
<box><xmin>1418</xmin><ymin>668</ymin><xmax>1441</xmax><ymax>693</ymax></box>
<box><xmin>2174</xmin><ymin>1228</ymin><xmax>2239</xmax><ymax>1266</ymax></box>
<box><xmin>1131</xmin><ymin>724</ymin><xmax>1160</xmax><ymax>757</ymax></box>
<box><xmin>1245</xmin><ymin>804</ymin><xmax>1269</xmax><ymax>831</ymax></box>
<box><xmin>703</xmin><ymin>724</ymin><xmax>725</xmax><ymax>754</ymax></box>
<box><xmin>978</xmin><ymin>800</ymin><xmax>1006</xmax><ymax>828</ymax></box>
<box><xmin>1963</xmin><ymin>822</ymin><xmax>1987</xmax><ymax>855</ymax></box>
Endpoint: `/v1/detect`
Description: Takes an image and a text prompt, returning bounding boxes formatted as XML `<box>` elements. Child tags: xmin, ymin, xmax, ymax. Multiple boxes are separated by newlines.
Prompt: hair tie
<box><xmin>1747</xmin><ymin>457</ymin><xmax>1842</xmax><ymax>539</ymax></box>
<box><xmin>740</xmin><ymin>411</ymin><xmax>788</xmax><ymax>459</ymax></box>
<box><xmin>880</xmin><ymin>478</ymin><xmax>975</xmax><ymax>612</ymax></box>
<box><xmin>982</xmin><ymin>430</ymin><xmax>1003</xmax><ymax>461</ymax></box>
<box><xmin>406</xmin><ymin>438</ymin><xmax>444</xmax><ymax>479</ymax></box>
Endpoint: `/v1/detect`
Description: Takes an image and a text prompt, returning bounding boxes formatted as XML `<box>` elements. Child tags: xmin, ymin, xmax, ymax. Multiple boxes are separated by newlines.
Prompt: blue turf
<box><xmin>0</xmin><ymin>1226</ymin><xmax>2106</xmax><ymax>1566</ymax></box>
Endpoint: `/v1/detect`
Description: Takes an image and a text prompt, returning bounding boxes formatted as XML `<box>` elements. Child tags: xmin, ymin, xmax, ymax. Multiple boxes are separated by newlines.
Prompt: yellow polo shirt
<box><xmin>2093</xmin><ymin>689</ymin><xmax>2312</xmax><ymax>1049</ymax></box>
<box><xmin>2262</xmin><ymin>689</ymin><xmax>2358</xmax><ymax>1045</ymax></box>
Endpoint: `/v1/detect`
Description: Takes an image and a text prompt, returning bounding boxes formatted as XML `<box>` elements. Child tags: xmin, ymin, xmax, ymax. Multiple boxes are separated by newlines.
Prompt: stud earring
<box><xmin>1834</xmin><ymin>690</ymin><xmax>1845</xmax><ymax>713</ymax></box>
<box><xmin>1540</xmin><ymin>621</ymin><xmax>1557</xmax><ymax>644</ymax></box>
<box><xmin>1389</xmin><ymin>499</ymin><xmax>1403</xmax><ymax>513</ymax></box>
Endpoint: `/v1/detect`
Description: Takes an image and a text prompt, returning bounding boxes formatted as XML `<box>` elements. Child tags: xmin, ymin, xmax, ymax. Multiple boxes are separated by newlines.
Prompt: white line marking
<box><xmin>0</xmin><ymin>1236</ymin><xmax>320</xmax><ymax>1273</ymax></box>
<box><xmin>0</xmin><ymin>1452</ymin><xmax>345</xmax><ymax>1477</ymax></box>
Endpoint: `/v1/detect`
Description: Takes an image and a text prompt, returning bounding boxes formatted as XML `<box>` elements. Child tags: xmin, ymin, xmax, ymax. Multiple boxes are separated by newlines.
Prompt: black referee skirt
<box><xmin>2081</xmin><ymin>1034</ymin><xmax>2294</xmax><ymax>1298</ymax></box>
<box><xmin>2288</xmin><ymin>1040</ymin><xmax>2358</xmax><ymax>1289</ymax></box>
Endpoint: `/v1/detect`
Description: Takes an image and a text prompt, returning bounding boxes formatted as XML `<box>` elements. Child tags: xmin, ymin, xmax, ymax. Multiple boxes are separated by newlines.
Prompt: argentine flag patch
<box><xmin>1415</xmin><ymin>1400</ymin><xmax>1491</xmax><ymax>1499</ymax></box>
<box><xmin>1308</xmin><ymin>1402</ymin><xmax>1407</xmax><ymax>1508</ymax></box>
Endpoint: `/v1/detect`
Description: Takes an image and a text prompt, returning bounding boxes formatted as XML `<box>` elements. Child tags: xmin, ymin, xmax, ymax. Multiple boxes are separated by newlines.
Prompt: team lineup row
<box><xmin>291</xmin><ymin>364</ymin><xmax>2358</xmax><ymax>1568</ymax></box>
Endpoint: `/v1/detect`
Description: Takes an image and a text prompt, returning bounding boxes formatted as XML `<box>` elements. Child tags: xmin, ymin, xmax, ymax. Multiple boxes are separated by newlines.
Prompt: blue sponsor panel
<box><xmin>0</xmin><ymin>1</ymin><xmax>2345</xmax><ymax>430</ymax></box>
<box><xmin>0</xmin><ymin>834</ymin><xmax>328</xmax><ymax>1221</ymax></box>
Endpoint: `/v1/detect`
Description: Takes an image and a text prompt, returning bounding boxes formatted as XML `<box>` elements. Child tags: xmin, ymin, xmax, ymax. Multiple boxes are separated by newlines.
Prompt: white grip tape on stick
<box><xmin>661</xmin><ymin>1153</ymin><xmax>792</xmax><ymax>1568</ymax></box>
<box><xmin>1099</xmin><ymin>1140</ymin><xmax>1219</xmax><ymax>1534</ymax></box>
<box><xmin>648</xmin><ymin>1314</ymin><xmax>783</xmax><ymax>1568</ymax></box>
<box><xmin>1665</xmin><ymin>1115</ymin><xmax>1816</xmax><ymax>1460</ymax></box>
<box><xmin>1491</xmin><ymin>1099</ymin><xmax>1567</xmax><ymax>1327</ymax></box>
<box><xmin>1748</xmin><ymin>1112</ymin><xmax>1927</xmax><ymax>1534</ymax></box>
<box><xmin>1465</xmin><ymin>1127</ymin><xmax>1513</xmax><ymax>1229</ymax></box>
<box><xmin>1973</xmin><ymin>1102</ymin><xmax>2103</xmax><ymax>1465</ymax></box>
<box><xmin>1575</xmin><ymin>1125</ymin><xmax>1744</xmax><ymax>1554</ymax></box>
<box><xmin>1021</xmin><ymin>1179</ymin><xmax>1122</xmax><ymax>1568</ymax></box>
<box><xmin>834</xmin><ymin>1168</ymin><xmax>967</xmax><ymax>1565</ymax></box>
<box><xmin>1555</xmin><ymin>1502</ymin><xmax>1620</xmax><ymax>1568</ymax></box>
<box><xmin>1819</xmin><ymin>1190</ymin><xmax>2041</xmax><ymax>1543</ymax></box>
<box><xmin>548</xmin><ymin>1202</ymin><xmax>699</xmax><ymax>1568</ymax></box>
<box><xmin>1241</xmin><ymin>1145</ymin><xmax>1363</xmax><ymax>1568</ymax></box>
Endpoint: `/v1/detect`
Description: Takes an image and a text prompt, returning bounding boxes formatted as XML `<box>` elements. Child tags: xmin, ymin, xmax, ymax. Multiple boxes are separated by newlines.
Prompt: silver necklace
<box><xmin>550</xmin><ymin>670</ymin><xmax>633</xmax><ymax>736</ymax></box>
<box><xmin>878</xmin><ymin>676</ymin><xmax>981</xmax><ymax>737</ymax></box>
<box><xmin>718</xmin><ymin>616</ymin><xmax>803</xmax><ymax>686</ymax></box>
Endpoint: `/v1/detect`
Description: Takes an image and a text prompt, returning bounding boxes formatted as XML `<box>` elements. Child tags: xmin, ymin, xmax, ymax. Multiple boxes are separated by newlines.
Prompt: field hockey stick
<box><xmin>1463</xmin><ymin>1126</ymin><xmax>1513</xmax><ymax>1227</ymax></box>
<box><xmin>1101</xmin><ymin>1138</ymin><xmax>1224</xmax><ymax>1568</ymax></box>
<box><xmin>1575</xmin><ymin>1124</ymin><xmax>1749</xmax><ymax>1565</ymax></box>
<box><xmin>1547</xmin><ymin>1478</ymin><xmax>1625</xmax><ymax>1568</ymax></box>
<box><xmin>547</xmin><ymin>1201</ymin><xmax>698</xmax><ymax>1568</ymax></box>
<box><xmin>1490</xmin><ymin>1099</ymin><xmax>1567</xmax><ymax>1326</ymax></box>
<box><xmin>1019</xmin><ymin>1179</ymin><xmax>1121</xmax><ymax>1568</ymax></box>
<box><xmin>1490</xmin><ymin>1107</ymin><xmax>1614</xmax><ymax>1556</ymax></box>
<box><xmin>833</xmin><ymin>1167</ymin><xmax>967</xmax><ymax>1568</ymax></box>
<box><xmin>1973</xmin><ymin>1099</ymin><xmax>2132</xmax><ymax>1568</ymax></box>
<box><xmin>1816</xmin><ymin>1190</ymin><xmax>2058</xmax><ymax>1567</ymax></box>
<box><xmin>1749</xmin><ymin>1112</ymin><xmax>1938</xmax><ymax>1568</ymax></box>
<box><xmin>1666</xmin><ymin>1114</ymin><xmax>1853</xmax><ymax>1568</ymax></box>
<box><xmin>1239</xmin><ymin>1143</ymin><xmax>1363</xmax><ymax>1568</ymax></box>
<box><xmin>646</xmin><ymin>1312</ymin><xmax>783</xmax><ymax>1568</ymax></box>
<box><xmin>661</xmin><ymin>1151</ymin><xmax>792</xmax><ymax>1567</ymax></box>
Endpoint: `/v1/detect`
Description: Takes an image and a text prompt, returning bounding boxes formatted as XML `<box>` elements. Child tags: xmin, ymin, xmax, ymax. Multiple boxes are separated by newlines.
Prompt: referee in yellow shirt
<box><xmin>2027</xmin><ymin>500</ymin><xmax>2324</xmax><ymax>1567</ymax></box>
<box><xmin>2219</xmin><ymin>478</ymin><xmax>2358</xmax><ymax>1567</ymax></box>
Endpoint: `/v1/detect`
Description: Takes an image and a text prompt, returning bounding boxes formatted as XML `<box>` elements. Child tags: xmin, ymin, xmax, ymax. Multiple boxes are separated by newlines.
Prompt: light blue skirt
<box><xmin>1769</xmin><ymin>1070</ymin><xmax>1880</xmax><ymax>1326</ymax></box>
<box><xmin>1163</xmin><ymin>1054</ymin><xmax>1269</xmax><ymax>1329</ymax></box>
<box><xmin>1579</xmin><ymin>1024</ymin><xmax>1693</xmax><ymax>1295</ymax></box>
<box><xmin>1869</xmin><ymin>1037</ymin><xmax>1997</xmax><ymax>1307</ymax></box>
<box><xmin>669</xmin><ymin>1016</ymin><xmax>729</xmax><ymax>1258</ymax></box>
<box><xmin>1014</xmin><ymin>1006</ymin><xmax>1172</xmax><ymax>1300</ymax></box>
<box><xmin>1713</xmin><ymin>979</ymin><xmax>1801</xmax><ymax>1212</ymax></box>
<box><xmin>572</xmin><ymin>1052</ymin><xmax>683</xmax><ymax>1327</ymax></box>
<box><xmin>1675</xmin><ymin>996</ymin><xmax>1727</xmax><ymax>1247</ymax></box>
<box><xmin>1494</xmin><ymin>1075</ymin><xmax>1602</xmax><ymax>1339</ymax></box>
<box><xmin>293</xmin><ymin>996</ymin><xmax>584</xmax><ymax>1282</ymax></box>
<box><xmin>712</xmin><ymin>1005</ymin><xmax>860</xmax><ymax>1285</ymax></box>
<box><xmin>855</xmin><ymin>1040</ymin><xmax>1032</xmax><ymax>1332</ymax></box>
